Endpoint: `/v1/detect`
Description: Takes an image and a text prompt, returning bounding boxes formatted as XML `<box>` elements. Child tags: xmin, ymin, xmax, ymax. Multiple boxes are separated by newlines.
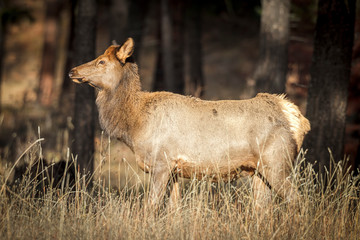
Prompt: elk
<box><xmin>69</xmin><ymin>38</ymin><xmax>310</xmax><ymax>207</ymax></box>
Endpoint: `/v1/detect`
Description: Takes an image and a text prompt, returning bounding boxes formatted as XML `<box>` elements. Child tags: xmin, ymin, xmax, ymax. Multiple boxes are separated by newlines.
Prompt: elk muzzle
<box><xmin>69</xmin><ymin>69</ymin><xmax>84</xmax><ymax>83</ymax></box>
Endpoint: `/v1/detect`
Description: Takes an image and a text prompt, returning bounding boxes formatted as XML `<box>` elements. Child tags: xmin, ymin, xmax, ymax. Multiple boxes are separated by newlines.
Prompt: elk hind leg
<box><xmin>169</xmin><ymin>172</ymin><xmax>181</xmax><ymax>209</ymax></box>
<box><xmin>260</xmin><ymin>135</ymin><xmax>299</xmax><ymax>203</ymax></box>
<box><xmin>252</xmin><ymin>174</ymin><xmax>272</xmax><ymax>210</ymax></box>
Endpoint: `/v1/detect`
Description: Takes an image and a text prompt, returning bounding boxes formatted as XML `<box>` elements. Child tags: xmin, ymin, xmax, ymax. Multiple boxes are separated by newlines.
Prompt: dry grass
<box><xmin>0</xmin><ymin>138</ymin><xmax>359</xmax><ymax>240</ymax></box>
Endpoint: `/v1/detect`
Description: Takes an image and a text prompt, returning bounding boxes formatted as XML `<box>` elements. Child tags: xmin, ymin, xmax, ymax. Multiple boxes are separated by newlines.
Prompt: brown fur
<box><xmin>69</xmin><ymin>38</ymin><xmax>311</xmax><ymax>207</ymax></box>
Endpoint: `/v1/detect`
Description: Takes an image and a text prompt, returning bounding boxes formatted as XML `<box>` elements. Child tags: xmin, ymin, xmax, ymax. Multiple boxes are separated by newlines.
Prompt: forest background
<box><xmin>0</xmin><ymin>0</ymin><xmax>360</xmax><ymax>186</ymax></box>
<box><xmin>1</xmin><ymin>1</ymin><xmax>360</xmax><ymax>239</ymax></box>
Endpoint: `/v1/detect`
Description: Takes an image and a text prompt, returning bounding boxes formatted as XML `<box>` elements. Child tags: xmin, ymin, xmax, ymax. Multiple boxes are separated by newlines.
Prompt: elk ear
<box><xmin>116</xmin><ymin>38</ymin><xmax>134</xmax><ymax>64</ymax></box>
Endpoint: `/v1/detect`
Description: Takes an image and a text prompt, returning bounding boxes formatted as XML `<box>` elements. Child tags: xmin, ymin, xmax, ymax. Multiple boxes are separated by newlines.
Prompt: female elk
<box><xmin>69</xmin><ymin>38</ymin><xmax>310</xmax><ymax>207</ymax></box>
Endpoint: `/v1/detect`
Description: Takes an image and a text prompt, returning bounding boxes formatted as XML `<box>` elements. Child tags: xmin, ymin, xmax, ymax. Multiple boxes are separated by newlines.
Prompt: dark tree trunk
<box><xmin>253</xmin><ymin>0</ymin><xmax>290</xmax><ymax>94</ymax></box>
<box><xmin>356</xmin><ymin>143</ymin><xmax>360</xmax><ymax>175</ymax></box>
<box><xmin>303</xmin><ymin>0</ymin><xmax>356</xmax><ymax>173</ymax></box>
<box><xmin>72</xmin><ymin>0</ymin><xmax>97</xmax><ymax>176</ymax></box>
<box><xmin>38</xmin><ymin>0</ymin><xmax>60</xmax><ymax>106</ymax></box>
<box><xmin>59</xmin><ymin>0</ymin><xmax>75</xmax><ymax>114</ymax></box>
<box><xmin>126</xmin><ymin>0</ymin><xmax>149</xmax><ymax>60</ymax></box>
<box><xmin>109</xmin><ymin>0</ymin><xmax>127</xmax><ymax>44</ymax></box>
<box><xmin>0</xmin><ymin>0</ymin><xmax>6</xmax><ymax>113</ymax></box>
<box><xmin>153</xmin><ymin>1</ymin><xmax>164</xmax><ymax>91</ymax></box>
<box><xmin>154</xmin><ymin>0</ymin><xmax>184</xmax><ymax>94</ymax></box>
<box><xmin>160</xmin><ymin>0</ymin><xmax>175</xmax><ymax>92</ymax></box>
<box><xmin>0</xmin><ymin>19</ymin><xmax>4</xmax><ymax>114</ymax></box>
<box><xmin>171</xmin><ymin>0</ymin><xmax>185</xmax><ymax>94</ymax></box>
<box><xmin>185</xmin><ymin>0</ymin><xmax>204</xmax><ymax>97</ymax></box>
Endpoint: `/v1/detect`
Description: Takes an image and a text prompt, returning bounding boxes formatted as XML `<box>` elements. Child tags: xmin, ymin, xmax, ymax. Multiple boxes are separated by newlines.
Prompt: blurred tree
<box><xmin>110</xmin><ymin>0</ymin><xmax>127</xmax><ymax>44</ymax></box>
<box><xmin>304</xmin><ymin>0</ymin><xmax>356</xmax><ymax>173</ymax></box>
<box><xmin>185</xmin><ymin>0</ymin><xmax>204</xmax><ymax>97</ymax></box>
<box><xmin>153</xmin><ymin>0</ymin><xmax>164</xmax><ymax>91</ymax></box>
<box><xmin>171</xmin><ymin>0</ymin><xmax>185</xmax><ymax>94</ymax></box>
<box><xmin>72</xmin><ymin>0</ymin><xmax>97</xmax><ymax>177</ymax></box>
<box><xmin>0</xmin><ymin>0</ymin><xmax>4</xmax><ymax>113</ymax></box>
<box><xmin>126</xmin><ymin>0</ymin><xmax>149</xmax><ymax>60</ymax></box>
<box><xmin>38</xmin><ymin>0</ymin><xmax>61</xmax><ymax>106</ymax></box>
<box><xmin>356</xmin><ymin>144</ymin><xmax>360</xmax><ymax>174</ymax></box>
<box><xmin>0</xmin><ymin>0</ymin><xmax>33</xmax><ymax>112</ymax></box>
<box><xmin>59</xmin><ymin>0</ymin><xmax>75</xmax><ymax>114</ymax></box>
<box><xmin>253</xmin><ymin>0</ymin><xmax>290</xmax><ymax>94</ymax></box>
<box><xmin>153</xmin><ymin>0</ymin><xmax>185</xmax><ymax>94</ymax></box>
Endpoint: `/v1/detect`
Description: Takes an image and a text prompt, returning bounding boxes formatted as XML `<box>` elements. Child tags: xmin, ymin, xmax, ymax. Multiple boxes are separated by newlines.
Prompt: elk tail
<box><xmin>277</xmin><ymin>95</ymin><xmax>311</xmax><ymax>151</ymax></box>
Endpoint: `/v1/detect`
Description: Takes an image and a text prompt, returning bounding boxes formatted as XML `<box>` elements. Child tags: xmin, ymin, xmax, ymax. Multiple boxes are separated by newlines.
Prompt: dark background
<box><xmin>0</xmin><ymin>0</ymin><xmax>359</xmax><ymax>180</ymax></box>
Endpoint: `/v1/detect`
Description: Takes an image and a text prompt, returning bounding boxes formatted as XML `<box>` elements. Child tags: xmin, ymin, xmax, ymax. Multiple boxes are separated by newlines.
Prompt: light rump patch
<box><xmin>69</xmin><ymin>38</ymin><xmax>311</xmax><ymax>208</ymax></box>
<box><xmin>277</xmin><ymin>95</ymin><xmax>310</xmax><ymax>151</ymax></box>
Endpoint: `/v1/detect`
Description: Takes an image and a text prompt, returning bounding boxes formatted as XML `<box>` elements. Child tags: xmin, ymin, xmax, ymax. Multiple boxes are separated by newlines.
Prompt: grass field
<box><xmin>0</xmin><ymin>137</ymin><xmax>359</xmax><ymax>240</ymax></box>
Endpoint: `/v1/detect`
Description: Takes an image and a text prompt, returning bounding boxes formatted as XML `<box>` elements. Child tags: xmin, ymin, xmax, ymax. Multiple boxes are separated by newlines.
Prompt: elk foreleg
<box><xmin>168</xmin><ymin>172</ymin><xmax>181</xmax><ymax>209</ymax></box>
<box><xmin>149</xmin><ymin>167</ymin><xmax>171</xmax><ymax>209</ymax></box>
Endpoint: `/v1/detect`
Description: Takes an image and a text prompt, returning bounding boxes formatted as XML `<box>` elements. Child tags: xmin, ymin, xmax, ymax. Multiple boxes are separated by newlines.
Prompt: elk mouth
<box><xmin>69</xmin><ymin>70</ymin><xmax>101</xmax><ymax>90</ymax></box>
<box><xmin>69</xmin><ymin>69</ymin><xmax>88</xmax><ymax>82</ymax></box>
<box><xmin>71</xmin><ymin>77</ymin><xmax>85</xmax><ymax>84</ymax></box>
<box><xmin>70</xmin><ymin>77</ymin><xmax>101</xmax><ymax>90</ymax></box>
<box><xmin>87</xmin><ymin>81</ymin><xmax>101</xmax><ymax>90</ymax></box>
<box><xmin>69</xmin><ymin>69</ymin><xmax>84</xmax><ymax>83</ymax></box>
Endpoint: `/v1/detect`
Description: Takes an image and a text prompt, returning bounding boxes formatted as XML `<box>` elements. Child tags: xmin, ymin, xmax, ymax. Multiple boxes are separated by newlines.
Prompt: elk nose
<box><xmin>68</xmin><ymin>69</ymin><xmax>77</xmax><ymax>78</ymax></box>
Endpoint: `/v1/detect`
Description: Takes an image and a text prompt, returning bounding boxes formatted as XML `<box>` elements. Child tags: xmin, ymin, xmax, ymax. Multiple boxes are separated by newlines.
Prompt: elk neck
<box><xmin>95</xmin><ymin>63</ymin><xmax>143</xmax><ymax>151</ymax></box>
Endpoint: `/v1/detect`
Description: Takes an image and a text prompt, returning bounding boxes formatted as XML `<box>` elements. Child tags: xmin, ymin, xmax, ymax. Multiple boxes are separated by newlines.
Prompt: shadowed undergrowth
<box><xmin>0</xmin><ymin>139</ymin><xmax>359</xmax><ymax>240</ymax></box>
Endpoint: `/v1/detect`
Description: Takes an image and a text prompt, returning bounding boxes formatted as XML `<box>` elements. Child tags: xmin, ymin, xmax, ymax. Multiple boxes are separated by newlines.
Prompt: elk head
<box><xmin>69</xmin><ymin>38</ymin><xmax>135</xmax><ymax>91</ymax></box>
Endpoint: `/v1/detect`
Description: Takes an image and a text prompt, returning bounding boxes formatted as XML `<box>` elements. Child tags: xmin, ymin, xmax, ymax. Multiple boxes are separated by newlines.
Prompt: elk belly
<box><xmin>173</xmin><ymin>154</ymin><xmax>257</xmax><ymax>181</ymax></box>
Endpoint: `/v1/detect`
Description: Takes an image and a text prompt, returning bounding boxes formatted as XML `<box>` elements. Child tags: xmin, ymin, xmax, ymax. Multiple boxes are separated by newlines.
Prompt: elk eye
<box><xmin>98</xmin><ymin>60</ymin><xmax>105</xmax><ymax>65</ymax></box>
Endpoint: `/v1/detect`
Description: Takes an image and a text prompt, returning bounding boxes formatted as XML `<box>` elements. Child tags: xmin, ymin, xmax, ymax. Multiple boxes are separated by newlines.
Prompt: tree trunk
<box><xmin>57</xmin><ymin>0</ymin><xmax>78</xmax><ymax>159</ymax></box>
<box><xmin>0</xmin><ymin>0</ymin><xmax>7</xmax><ymax>113</ymax></box>
<box><xmin>126</xmin><ymin>0</ymin><xmax>149</xmax><ymax>61</ymax></box>
<box><xmin>0</xmin><ymin>15</ymin><xmax>4</xmax><ymax>113</ymax></box>
<box><xmin>356</xmin><ymin>143</ymin><xmax>360</xmax><ymax>175</ymax></box>
<box><xmin>186</xmin><ymin>0</ymin><xmax>204</xmax><ymax>97</ymax></box>
<box><xmin>109</xmin><ymin>0</ymin><xmax>127</xmax><ymax>44</ymax></box>
<box><xmin>160</xmin><ymin>0</ymin><xmax>175</xmax><ymax>92</ymax></box>
<box><xmin>253</xmin><ymin>0</ymin><xmax>290</xmax><ymax>94</ymax></box>
<box><xmin>59</xmin><ymin>0</ymin><xmax>75</xmax><ymax>115</ymax></box>
<box><xmin>303</xmin><ymin>0</ymin><xmax>356</xmax><ymax>173</ymax></box>
<box><xmin>153</xmin><ymin>1</ymin><xmax>164</xmax><ymax>91</ymax></box>
<box><xmin>171</xmin><ymin>0</ymin><xmax>185</xmax><ymax>94</ymax></box>
<box><xmin>155</xmin><ymin>0</ymin><xmax>184</xmax><ymax>94</ymax></box>
<box><xmin>72</xmin><ymin>0</ymin><xmax>97</xmax><ymax>176</ymax></box>
<box><xmin>38</xmin><ymin>0</ymin><xmax>60</xmax><ymax>106</ymax></box>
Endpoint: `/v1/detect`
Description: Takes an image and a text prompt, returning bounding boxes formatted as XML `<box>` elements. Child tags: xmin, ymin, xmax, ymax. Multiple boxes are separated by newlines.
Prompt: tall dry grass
<box><xmin>0</xmin><ymin>137</ymin><xmax>359</xmax><ymax>240</ymax></box>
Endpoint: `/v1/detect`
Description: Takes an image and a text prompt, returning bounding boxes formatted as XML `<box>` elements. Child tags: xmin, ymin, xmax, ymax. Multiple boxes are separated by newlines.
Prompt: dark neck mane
<box><xmin>95</xmin><ymin>63</ymin><xmax>142</xmax><ymax>150</ymax></box>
